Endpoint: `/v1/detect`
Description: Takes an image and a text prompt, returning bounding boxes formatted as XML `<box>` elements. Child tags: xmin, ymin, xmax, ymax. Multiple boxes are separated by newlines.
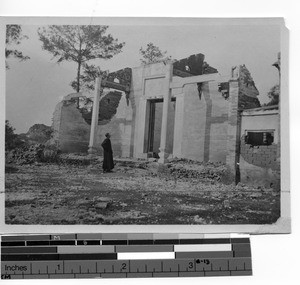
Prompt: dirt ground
<box><xmin>5</xmin><ymin>158</ymin><xmax>280</xmax><ymax>225</ymax></box>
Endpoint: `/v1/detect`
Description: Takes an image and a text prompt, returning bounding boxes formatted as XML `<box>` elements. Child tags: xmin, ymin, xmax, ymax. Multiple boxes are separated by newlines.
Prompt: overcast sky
<box><xmin>5</xmin><ymin>21</ymin><xmax>281</xmax><ymax>133</ymax></box>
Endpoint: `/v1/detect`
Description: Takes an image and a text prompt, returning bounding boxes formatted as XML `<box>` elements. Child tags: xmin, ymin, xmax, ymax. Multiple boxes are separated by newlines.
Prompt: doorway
<box><xmin>145</xmin><ymin>99</ymin><xmax>176</xmax><ymax>158</ymax></box>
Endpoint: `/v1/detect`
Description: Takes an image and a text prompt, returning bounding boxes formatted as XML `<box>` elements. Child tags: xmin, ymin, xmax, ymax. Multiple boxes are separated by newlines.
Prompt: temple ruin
<box><xmin>51</xmin><ymin>53</ymin><xmax>280</xmax><ymax>187</ymax></box>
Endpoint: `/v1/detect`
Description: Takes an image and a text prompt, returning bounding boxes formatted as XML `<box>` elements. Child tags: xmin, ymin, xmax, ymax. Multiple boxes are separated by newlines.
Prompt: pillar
<box><xmin>158</xmin><ymin>63</ymin><xmax>173</xmax><ymax>163</ymax></box>
<box><xmin>135</xmin><ymin>97</ymin><xmax>148</xmax><ymax>159</ymax></box>
<box><xmin>226</xmin><ymin>67</ymin><xmax>241</xmax><ymax>184</ymax></box>
<box><xmin>173</xmin><ymin>92</ymin><xmax>184</xmax><ymax>158</ymax></box>
<box><xmin>88</xmin><ymin>77</ymin><xmax>101</xmax><ymax>155</ymax></box>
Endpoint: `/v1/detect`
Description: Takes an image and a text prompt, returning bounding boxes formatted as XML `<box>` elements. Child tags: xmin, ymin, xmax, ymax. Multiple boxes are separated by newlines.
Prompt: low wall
<box><xmin>239</xmin><ymin>108</ymin><xmax>280</xmax><ymax>188</ymax></box>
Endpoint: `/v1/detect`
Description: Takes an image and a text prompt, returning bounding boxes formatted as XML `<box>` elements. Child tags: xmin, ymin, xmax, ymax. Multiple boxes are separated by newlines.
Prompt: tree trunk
<box><xmin>77</xmin><ymin>61</ymin><xmax>81</xmax><ymax>93</ymax></box>
<box><xmin>76</xmin><ymin>61</ymin><xmax>81</xmax><ymax>107</ymax></box>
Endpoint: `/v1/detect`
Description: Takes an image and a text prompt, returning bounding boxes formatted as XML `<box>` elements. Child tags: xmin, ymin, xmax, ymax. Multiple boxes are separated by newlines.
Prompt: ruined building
<box><xmin>51</xmin><ymin>53</ymin><xmax>280</xmax><ymax>187</ymax></box>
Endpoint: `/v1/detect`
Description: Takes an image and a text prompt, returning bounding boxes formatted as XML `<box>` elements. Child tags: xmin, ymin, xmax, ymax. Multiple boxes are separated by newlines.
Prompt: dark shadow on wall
<box><xmin>79</xmin><ymin>91</ymin><xmax>123</xmax><ymax>125</ymax></box>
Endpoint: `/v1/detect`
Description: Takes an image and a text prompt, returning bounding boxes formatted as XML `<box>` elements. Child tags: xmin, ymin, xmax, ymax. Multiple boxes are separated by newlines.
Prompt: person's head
<box><xmin>105</xmin><ymin>133</ymin><xmax>110</xmax><ymax>138</ymax></box>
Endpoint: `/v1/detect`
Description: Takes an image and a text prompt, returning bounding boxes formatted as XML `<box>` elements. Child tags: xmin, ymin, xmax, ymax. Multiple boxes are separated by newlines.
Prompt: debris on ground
<box><xmin>4</xmin><ymin>155</ymin><xmax>280</xmax><ymax>225</ymax></box>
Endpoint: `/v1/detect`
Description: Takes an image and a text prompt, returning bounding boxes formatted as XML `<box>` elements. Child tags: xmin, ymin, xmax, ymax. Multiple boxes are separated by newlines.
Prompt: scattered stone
<box><xmin>250</xmin><ymin>193</ymin><xmax>262</xmax><ymax>198</ymax></box>
<box><xmin>76</xmin><ymin>199</ymin><xmax>91</xmax><ymax>206</ymax></box>
<box><xmin>6</xmin><ymin>144</ymin><xmax>45</xmax><ymax>165</ymax></box>
<box><xmin>94</xmin><ymin>214</ymin><xmax>105</xmax><ymax>220</ymax></box>
<box><xmin>95</xmin><ymin>197</ymin><xmax>112</xmax><ymax>202</ymax></box>
<box><xmin>69</xmin><ymin>185</ymin><xmax>90</xmax><ymax>191</ymax></box>
<box><xmin>95</xmin><ymin>202</ymin><xmax>109</xmax><ymax>209</ymax></box>
<box><xmin>223</xmin><ymin>200</ymin><xmax>230</xmax><ymax>208</ymax></box>
<box><xmin>193</xmin><ymin>215</ymin><xmax>206</xmax><ymax>224</ymax></box>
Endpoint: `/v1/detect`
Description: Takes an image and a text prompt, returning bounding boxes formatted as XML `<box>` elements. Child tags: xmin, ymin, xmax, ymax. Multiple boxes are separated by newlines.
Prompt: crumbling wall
<box><xmin>52</xmin><ymin>91</ymin><xmax>133</xmax><ymax>156</ymax></box>
<box><xmin>54</xmin><ymin>98</ymin><xmax>91</xmax><ymax>153</ymax></box>
<box><xmin>238</xmin><ymin>65</ymin><xmax>261</xmax><ymax>109</ymax></box>
<box><xmin>239</xmin><ymin>109</ymin><xmax>280</xmax><ymax>188</ymax></box>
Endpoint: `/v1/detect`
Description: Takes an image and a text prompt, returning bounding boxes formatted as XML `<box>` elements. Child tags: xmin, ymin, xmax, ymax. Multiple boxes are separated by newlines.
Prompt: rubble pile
<box><xmin>155</xmin><ymin>159</ymin><xmax>231</xmax><ymax>184</ymax></box>
<box><xmin>116</xmin><ymin>158</ymin><xmax>232</xmax><ymax>184</ymax></box>
<box><xmin>5</xmin><ymin>144</ymin><xmax>45</xmax><ymax>165</ymax></box>
<box><xmin>58</xmin><ymin>153</ymin><xmax>97</xmax><ymax>166</ymax></box>
<box><xmin>168</xmin><ymin>162</ymin><xmax>228</xmax><ymax>182</ymax></box>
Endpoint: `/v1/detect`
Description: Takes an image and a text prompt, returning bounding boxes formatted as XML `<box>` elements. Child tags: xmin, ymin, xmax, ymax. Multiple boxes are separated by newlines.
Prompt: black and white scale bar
<box><xmin>1</xmin><ymin>238</ymin><xmax>250</xmax><ymax>247</ymax></box>
<box><xmin>1</xmin><ymin>253</ymin><xmax>117</xmax><ymax>261</ymax></box>
<box><xmin>1</xmin><ymin>257</ymin><xmax>252</xmax><ymax>278</ymax></box>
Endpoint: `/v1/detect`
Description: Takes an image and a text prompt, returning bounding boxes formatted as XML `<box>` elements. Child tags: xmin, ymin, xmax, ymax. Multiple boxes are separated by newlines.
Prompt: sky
<box><xmin>5</xmin><ymin>21</ymin><xmax>281</xmax><ymax>133</ymax></box>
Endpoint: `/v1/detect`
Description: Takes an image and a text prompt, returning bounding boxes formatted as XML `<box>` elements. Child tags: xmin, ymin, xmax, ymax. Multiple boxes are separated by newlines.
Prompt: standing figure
<box><xmin>101</xmin><ymin>133</ymin><xmax>114</xmax><ymax>173</ymax></box>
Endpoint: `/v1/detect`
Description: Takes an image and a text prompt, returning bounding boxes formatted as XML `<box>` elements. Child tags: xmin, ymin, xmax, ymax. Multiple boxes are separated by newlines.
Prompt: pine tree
<box><xmin>38</xmin><ymin>25</ymin><xmax>125</xmax><ymax>92</ymax></box>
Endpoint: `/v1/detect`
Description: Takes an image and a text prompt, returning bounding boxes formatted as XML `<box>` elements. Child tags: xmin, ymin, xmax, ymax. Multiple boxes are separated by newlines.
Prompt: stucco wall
<box><xmin>55</xmin><ymin>100</ymin><xmax>91</xmax><ymax>153</ymax></box>
<box><xmin>180</xmin><ymin>81</ymin><xmax>229</xmax><ymax>162</ymax></box>
<box><xmin>53</xmin><ymin>91</ymin><xmax>134</xmax><ymax>157</ymax></box>
<box><xmin>239</xmin><ymin>109</ymin><xmax>280</xmax><ymax>188</ymax></box>
<box><xmin>241</xmin><ymin>110</ymin><xmax>279</xmax><ymax>143</ymax></box>
<box><xmin>131</xmin><ymin>62</ymin><xmax>175</xmax><ymax>158</ymax></box>
<box><xmin>181</xmin><ymin>83</ymin><xmax>207</xmax><ymax>161</ymax></box>
<box><xmin>205</xmin><ymin>81</ymin><xmax>229</xmax><ymax>162</ymax></box>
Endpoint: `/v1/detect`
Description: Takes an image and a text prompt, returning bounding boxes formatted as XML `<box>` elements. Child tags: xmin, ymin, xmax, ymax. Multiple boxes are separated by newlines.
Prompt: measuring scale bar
<box><xmin>1</xmin><ymin>234</ymin><xmax>252</xmax><ymax>279</ymax></box>
<box><xmin>1</xmin><ymin>257</ymin><xmax>252</xmax><ymax>279</ymax></box>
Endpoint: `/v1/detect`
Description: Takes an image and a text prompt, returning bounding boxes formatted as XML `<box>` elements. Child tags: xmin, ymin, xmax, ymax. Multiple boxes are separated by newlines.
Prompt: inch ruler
<box><xmin>1</xmin><ymin>233</ymin><xmax>252</xmax><ymax>279</ymax></box>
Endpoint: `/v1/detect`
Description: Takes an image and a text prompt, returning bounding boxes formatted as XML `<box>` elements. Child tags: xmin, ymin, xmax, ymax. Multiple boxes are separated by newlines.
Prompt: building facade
<box><xmin>51</xmin><ymin>53</ymin><xmax>280</xmax><ymax>186</ymax></box>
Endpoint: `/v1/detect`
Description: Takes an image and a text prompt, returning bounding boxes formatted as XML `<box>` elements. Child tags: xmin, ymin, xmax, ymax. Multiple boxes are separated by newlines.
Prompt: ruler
<box><xmin>1</xmin><ymin>233</ymin><xmax>252</xmax><ymax>279</ymax></box>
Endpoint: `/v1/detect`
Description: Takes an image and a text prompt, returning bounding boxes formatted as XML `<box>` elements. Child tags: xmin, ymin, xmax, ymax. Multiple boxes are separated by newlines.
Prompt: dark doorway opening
<box><xmin>146</xmin><ymin>98</ymin><xmax>176</xmax><ymax>158</ymax></box>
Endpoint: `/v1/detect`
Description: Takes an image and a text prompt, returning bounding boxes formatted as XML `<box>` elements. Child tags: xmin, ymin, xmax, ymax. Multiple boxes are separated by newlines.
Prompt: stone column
<box><xmin>88</xmin><ymin>77</ymin><xmax>102</xmax><ymax>155</ymax></box>
<box><xmin>135</xmin><ymin>97</ymin><xmax>148</xmax><ymax>159</ymax></box>
<box><xmin>226</xmin><ymin>67</ymin><xmax>241</xmax><ymax>183</ymax></box>
<box><xmin>173</xmin><ymin>92</ymin><xmax>184</xmax><ymax>158</ymax></box>
<box><xmin>158</xmin><ymin>63</ymin><xmax>173</xmax><ymax>163</ymax></box>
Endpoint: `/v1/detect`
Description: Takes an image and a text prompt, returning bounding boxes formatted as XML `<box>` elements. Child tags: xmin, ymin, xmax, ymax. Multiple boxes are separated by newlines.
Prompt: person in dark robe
<box><xmin>101</xmin><ymin>133</ymin><xmax>114</xmax><ymax>173</ymax></box>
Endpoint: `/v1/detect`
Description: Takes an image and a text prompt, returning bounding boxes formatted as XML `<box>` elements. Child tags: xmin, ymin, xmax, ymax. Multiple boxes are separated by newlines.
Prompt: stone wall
<box><xmin>131</xmin><ymin>62</ymin><xmax>174</xmax><ymax>158</ymax></box>
<box><xmin>180</xmin><ymin>83</ymin><xmax>207</xmax><ymax>161</ymax></box>
<box><xmin>239</xmin><ymin>108</ymin><xmax>280</xmax><ymax>188</ymax></box>
<box><xmin>53</xmin><ymin>99</ymin><xmax>91</xmax><ymax>153</ymax></box>
<box><xmin>240</xmin><ymin>139</ymin><xmax>278</xmax><ymax>169</ymax></box>
<box><xmin>52</xmin><ymin>91</ymin><xmax>134</xmax><ymax>156</ymax></box>
<box><xmin>238</xmin><ymin>65</ymin><xmax>260</xmax><ymax>109</ymax></box>
<box><xmin>178</xmin><ymin>80</ymin><xmax>229</xmax><ymax>162</ymax></box>
<box><xmin>204</xmin><ymin>81</ymin><xmax>228</xmax><ymax>162</ymax></box>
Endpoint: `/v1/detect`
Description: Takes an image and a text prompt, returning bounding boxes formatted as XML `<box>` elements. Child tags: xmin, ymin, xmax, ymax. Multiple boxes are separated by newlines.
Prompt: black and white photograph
<box><xmin>1</xmin><ymin>17</ymin><xmax>290</xmax><ymax>232</ymax></box>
